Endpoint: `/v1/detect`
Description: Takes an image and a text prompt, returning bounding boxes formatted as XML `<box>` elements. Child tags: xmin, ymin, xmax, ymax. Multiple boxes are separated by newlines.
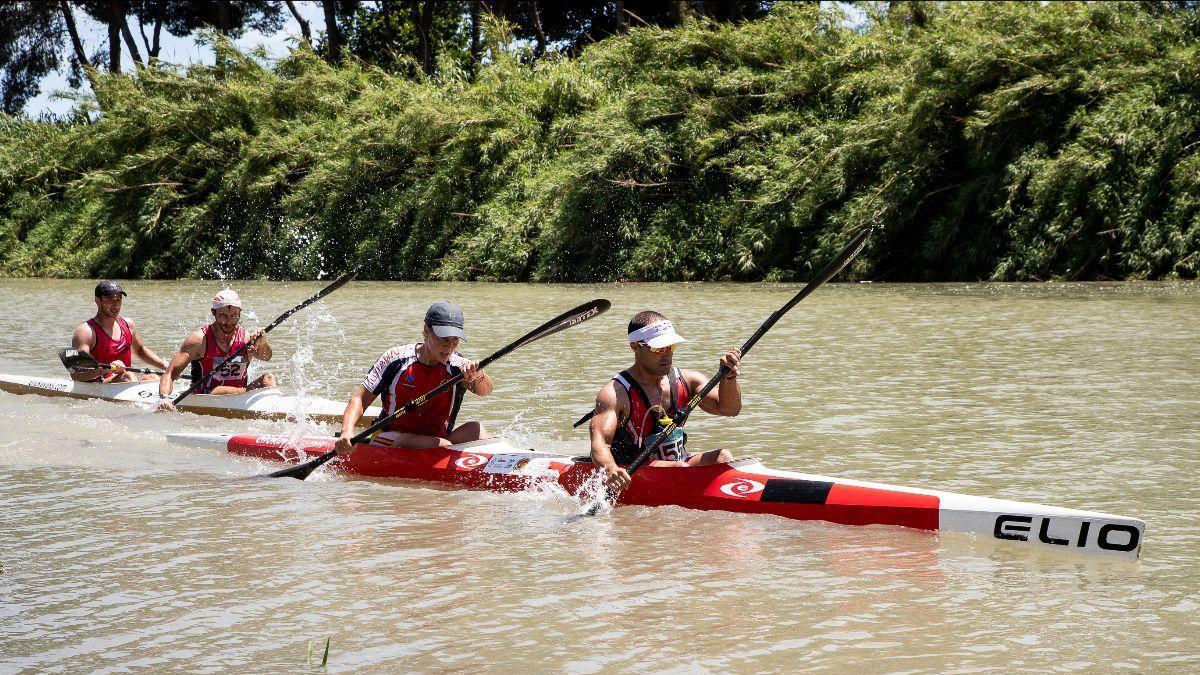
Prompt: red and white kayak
<box><xmin>166</xmin><ymin>433</ymin><xmax>1145</xmax><ymax>558</ymax></box>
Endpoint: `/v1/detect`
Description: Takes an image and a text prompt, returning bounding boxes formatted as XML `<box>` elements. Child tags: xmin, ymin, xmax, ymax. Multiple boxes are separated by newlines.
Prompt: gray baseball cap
<box><xmin>425</xmin><ymin>300</ymin><xmax>466</xmax><ymax>339</ymax></box>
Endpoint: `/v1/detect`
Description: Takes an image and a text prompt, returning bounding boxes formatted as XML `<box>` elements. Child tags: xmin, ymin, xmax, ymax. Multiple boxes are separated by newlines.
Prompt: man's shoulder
<box><xmin>366</xmin><ymin>344</ymin><xmax>419</xmax><ymax>374</ymax></box>
<box><xmin>181</xmin><ymin>327</ymin><xmax>207</xmax><ymax>345</ymax></box>
<box><xmin>676</xmin><ymin>367</ymin><xmax>708</xmax><ymax>391</ymax></box>
<box><xmin>376</xmin><ymin>343</ymin><xmax>418</xmax><ymax>363</ymax></box>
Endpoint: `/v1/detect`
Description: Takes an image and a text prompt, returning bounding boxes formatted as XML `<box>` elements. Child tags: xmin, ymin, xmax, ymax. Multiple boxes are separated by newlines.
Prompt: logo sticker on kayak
<box><xmin>455</xmin><ymin>454</ymin><xmax>488</xmax><ymax>470</ymax></box>
<box><xmin>719</xmin><ymin>478</ymin><xmax>765</xmax><ymax>498</ymax></box>
<box><xmin>482</xmin><ymin>453</ymin><xmax>560</xmax><ymax>476</ymax></box>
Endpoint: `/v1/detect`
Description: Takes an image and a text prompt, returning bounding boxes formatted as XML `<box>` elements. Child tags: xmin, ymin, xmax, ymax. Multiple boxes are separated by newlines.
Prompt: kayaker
<box><xmin>156</xmin><ymin>289</ymin><xmax>276</xmax><ymax>408</ymax></box>
<box><xmin>333</xmin><ymin>300</ymin><xmax>492</xmax><ymax>454</ymax></box>
<box><xmin>589</xmin><ymin>311</ymin><xmax>742</xmax><ymax>492</ymax></box>
<box><xmin>69</xmin><ymin>280</ymin><xmax>168</xmax><ymax>383</ymax></box>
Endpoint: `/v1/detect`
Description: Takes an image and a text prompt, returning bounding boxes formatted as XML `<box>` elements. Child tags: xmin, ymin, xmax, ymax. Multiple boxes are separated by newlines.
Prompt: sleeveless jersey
<box><xmin>609</xmin><ymin>367</ymin><xmax>692</xmax><ymax>465</ymax></box>
<box><xmin>362</xmin><ymin>344</ymin><xmax>467</xmax><ymax>439</ymax></box>
<box><xmin>192</xmin><ymin>324</ymin><xmax>249</xmax><ymax>394</ymax></box>
<box><xmin>87</xmin><ymin>316</ymin><xmax>132</xmax><ymax>375</ymax></box>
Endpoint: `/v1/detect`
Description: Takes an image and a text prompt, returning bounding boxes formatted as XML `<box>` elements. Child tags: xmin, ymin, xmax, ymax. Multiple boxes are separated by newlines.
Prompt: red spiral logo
<box><xmin>719</xmin><ymin>478</ymin><xmax>764</xmax><ymax>498</ymax></box>
<box><xmin>455</xmin><ymin>454</ymin><xmax>487</xmax><ymax>469</ymax></box>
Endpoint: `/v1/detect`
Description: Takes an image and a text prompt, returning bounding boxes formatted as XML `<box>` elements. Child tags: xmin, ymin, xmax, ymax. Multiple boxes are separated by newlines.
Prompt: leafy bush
<box><xmin>1</xmin><ymin>2</ymin><xmax>1197</xmax><ymax>281</ymax></box>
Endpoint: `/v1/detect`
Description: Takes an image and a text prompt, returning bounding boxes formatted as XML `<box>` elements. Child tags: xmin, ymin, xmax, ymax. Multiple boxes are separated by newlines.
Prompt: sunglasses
<box><xmin>638</xmin><ymin>342</ymin><xmax>676</xmax><ymax>355</ymax></box>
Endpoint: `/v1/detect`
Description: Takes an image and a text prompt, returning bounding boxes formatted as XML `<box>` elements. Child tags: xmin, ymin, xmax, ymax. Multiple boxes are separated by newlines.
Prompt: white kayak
<box><xmin>0</xmin><ymin>373</ymin><xmax>378</xmax><ymax>425</ymax></box>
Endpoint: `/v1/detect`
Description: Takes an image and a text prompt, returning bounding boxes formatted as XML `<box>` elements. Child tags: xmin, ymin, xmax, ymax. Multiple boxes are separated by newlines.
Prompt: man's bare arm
<box><xmin>334</xmin><ymin>386</ymin><xmax>377</xmax><ymax>455</ymax></box>
<box><xmin>127</xmin><ymin>318</ymin><xmax>168</xmax><ymax>370</ymax></box>
<box><xmin>159</xmin><ymin>331</ymin><xmax>205</xmax><ymax>396</ymax></box>
<box><xmin>68</xmin><ymin>324</ymin><xmax>104</xmax><ymax>381</ymax></box>
<box><xmin>590</xmin><ymin>382</ymin><xmax>632</xmax><ymax>491</ymax></box>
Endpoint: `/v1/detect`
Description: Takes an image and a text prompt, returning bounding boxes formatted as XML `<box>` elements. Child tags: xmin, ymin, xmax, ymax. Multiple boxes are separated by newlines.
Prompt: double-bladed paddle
<box><xmin>262</xmin><ymin>298</ymin><xmax>613</xmax><ymax>480</ymax></box>
<box><xmin>58</xmin><ymin>347</ymin><xmax>190</xmax><ymax>379</ymax></box>
<box><xmin>575</xmin><ymin>228</ymin><xmax>872</xmax><ymax>518</ymax></box>
<box><xmin>170</xmin><ymin>269</ymin><xmax>358</xmax><ymax>405</ymax></box>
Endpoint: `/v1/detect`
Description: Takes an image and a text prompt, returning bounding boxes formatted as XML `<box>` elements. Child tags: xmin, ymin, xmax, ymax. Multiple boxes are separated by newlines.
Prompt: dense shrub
<box><xmin>1</xmin><ymin>2</ymin><xmax>1197</xmax><ymax>281</ymax></box>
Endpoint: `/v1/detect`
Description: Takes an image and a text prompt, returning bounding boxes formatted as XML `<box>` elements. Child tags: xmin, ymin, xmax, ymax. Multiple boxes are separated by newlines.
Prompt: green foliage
<box><xmin>2</xmin><ymin>2</ymin><xmax>1198</xmax><ymax>281</ymax></box>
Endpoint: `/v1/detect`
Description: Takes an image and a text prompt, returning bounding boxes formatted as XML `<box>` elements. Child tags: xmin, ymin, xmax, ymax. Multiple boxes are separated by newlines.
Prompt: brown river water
<box><xmin>1</xmin><ymin>279</ymin><xmax>1197</xmax><ymax>673</ymax></box>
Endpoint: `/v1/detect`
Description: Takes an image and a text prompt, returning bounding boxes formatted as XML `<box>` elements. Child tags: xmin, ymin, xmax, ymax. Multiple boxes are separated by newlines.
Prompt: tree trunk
<box><xmin>150</xmin><ymin>0</ymin><xmax>164</xmax><ymax>59</ymax></box>
<box><xmin>284</xmin><ymin>0</ymin><xmax>312</xmax><ymax>46</ymax></box>
<box><xmin>411</xmin><ymin>1</ymin><xmax>435</xmax><ymax>75</ymax></box>
<box><xmin>60</xmin><ymin>0</ymin><xmax>90</xmax><ymax>68</ymax></box>
<box><xmin>322</xmin><ymin>0</ymin><xmax>342</xmax><ymax>65</ymax></box>
<box><xmin>217</xmin><ymin>0</ymin><xmax>232</xmax><ymax>34</ymax></box>
<box><xmin>527</xmin><ymin>0</ymin><xmax>546</xmax><ymax>56</ymax></box>
<box><xmin>616</xmin><ymin>0</ymin><xmax>628</xmax><ymax>31</ymax></box>
<box><xmin>119</xmin><ymin>4</ymin><xmax>144</xmax><ymax>67</ymax></box>
<box><xmin>108</xmin><ymin>0</ymin><xmax>122</xmax><ymax>72</ymax></box>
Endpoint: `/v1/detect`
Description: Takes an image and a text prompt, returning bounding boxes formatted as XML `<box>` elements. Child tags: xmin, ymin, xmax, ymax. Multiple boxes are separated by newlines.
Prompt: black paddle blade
<box><xmin>258</xmin><ymin>449</ymin><xmax>338</xmax><ymax>480</ymax></box>
<box><xmin>574</xmin><ymin>496</ymin><xmax>610</xmax><ymax>520</ymax></box>
<box><xmin>483</xmin><ymin>298</ymin><xmax>612</xmax><ymax>367</ymax></box>
<box><xmin>59</xmin><ymin>347</ymin><xmax>100</xmax><ymax>371</ymax></box>
<box><xmin>260</xmin><ymin>267</ymin><xmax>360</xmax><ymax>334</ymax></box>
<box><xmin>572</xmin><ymin>410</ymin><xmax>594</xmax><ymax>429</ymax></box>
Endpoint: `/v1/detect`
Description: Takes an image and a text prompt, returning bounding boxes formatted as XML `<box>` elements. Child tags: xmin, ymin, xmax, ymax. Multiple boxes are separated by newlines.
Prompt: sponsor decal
<box><xmin>993</xmin><ymin>514</ymin><xmax>1140</xmax><ymax>552</ymax></box>
<box><xmin>32</xmin><ymin>379</ymin><xmax>70</xmax><ymax>392</ymax></box>
<box><xmin>482</xmin><ymin>453</ymin><xmax>560</xmax><ymax>476</ymax></box>
<box><xmin>719</xmin><ymin>478</ymin><xmax>765</xmax><ymax>498</ymax></box>
<box><xmin>455</xmin><ymin>453</ymin><xmax>488</xmax><ymax>470</ymax></box>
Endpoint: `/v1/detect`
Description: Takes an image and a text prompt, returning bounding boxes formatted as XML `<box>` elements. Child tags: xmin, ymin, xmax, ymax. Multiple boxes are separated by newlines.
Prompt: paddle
<box><xmin>58</xmin><ymin>347</ymin><xmax>190</xmax><ymax>379</ymax></box>
<box><xmin>170</xmin><ymin>269</ymin><xmax>357</xmax><ymax>405</ymax></box>
<box><xmin>261</xmin><ymin>298</ymin><xmax>613</xmax><ymax>480</ymax></box>
<box><xmin>575</xmin><ymin>228</ymin><xmax>871</xmax><ymax>518</ymax></box>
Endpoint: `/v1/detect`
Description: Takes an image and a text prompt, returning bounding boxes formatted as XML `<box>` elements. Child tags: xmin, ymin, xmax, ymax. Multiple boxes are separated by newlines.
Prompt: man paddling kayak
<box><xmin>157</xmin><ymin>289</ymin><xmax>276</xmax><ymax>408</ymax></box>
<box><xmin>590</xmin><ymin>311</ymin><xmax>742</xmax><ymax>492</ymax></box>
<box><xmin>69</xmin><ymin>281</ymin><xmax>168</xmax><ymax>383</ymax></box>
<box><xmin>333</xmin><ymin>300</ymin><xmax>492</xmax><ymax>454</ymax></box>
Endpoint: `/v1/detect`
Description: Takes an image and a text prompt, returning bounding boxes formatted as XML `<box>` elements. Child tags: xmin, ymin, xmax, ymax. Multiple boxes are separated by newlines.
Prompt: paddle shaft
<box><xmin>173</xmin><ymin>270</ymin><xmax>356</xmax><ymax>404</ymax></box>
<box><xmin>581</xmin><ymin>229</ymin><xmax>871</xmax><ymax>514</ymax></box>
<box><xmin>263</xmin><ymin>299</ymin><xmax>612</xmax><ymax>480</ymax></box>
<box><xmin>59</xmin><ymin>348</ymin><xmax>188</xmax><ymax>379</ymax></box>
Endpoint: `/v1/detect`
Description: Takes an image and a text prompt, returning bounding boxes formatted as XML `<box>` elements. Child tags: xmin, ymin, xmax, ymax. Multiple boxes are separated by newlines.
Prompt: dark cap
<box><xmin>95</xmin><ymin>280</ymin><xmax>127</xmax><ymax>297</ymax></box>
<box><xmin>425</xmin><ymin>300</ymin><xmax>465</xmax><ymax>339</ymax></box>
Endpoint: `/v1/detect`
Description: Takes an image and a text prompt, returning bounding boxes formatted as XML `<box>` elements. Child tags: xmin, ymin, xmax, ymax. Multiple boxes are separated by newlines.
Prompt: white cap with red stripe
<box><xmin>211</xmin><ymin>289</ymin><xmax>242</xmax><ymax>309</ymax></box>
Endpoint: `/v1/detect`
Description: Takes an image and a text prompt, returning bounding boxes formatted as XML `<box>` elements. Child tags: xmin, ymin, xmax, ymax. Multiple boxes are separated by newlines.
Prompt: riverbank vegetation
<box><xmin>1</xmin><ymin>2</ymin><xmax>1198</xmax><ymax>281</ymax></box>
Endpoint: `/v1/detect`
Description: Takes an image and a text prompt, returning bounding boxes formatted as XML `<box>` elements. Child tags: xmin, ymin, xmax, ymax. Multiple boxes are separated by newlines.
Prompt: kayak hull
<box><xmin>166</xmin><ymin>432</ymin><xmax>1145</xmax><ymax>559</ymax></box>
<box><xmin>0</xmin><ymin>374</ymin><xmax>378</xmax><ymax>425</ymax></box>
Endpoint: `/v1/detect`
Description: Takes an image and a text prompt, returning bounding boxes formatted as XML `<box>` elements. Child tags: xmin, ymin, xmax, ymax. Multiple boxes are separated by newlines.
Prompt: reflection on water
<box><xmin>1</xmin><ymin>280</ymin><xmax>1198</xmax><ymax>671</ymax></box>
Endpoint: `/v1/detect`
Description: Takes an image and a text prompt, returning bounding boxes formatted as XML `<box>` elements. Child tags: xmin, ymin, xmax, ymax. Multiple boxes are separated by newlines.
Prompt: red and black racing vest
<box><xmin>610</xmin><ymin>367</ymin><xmax>691</xmax><ymax>465</ymax></box>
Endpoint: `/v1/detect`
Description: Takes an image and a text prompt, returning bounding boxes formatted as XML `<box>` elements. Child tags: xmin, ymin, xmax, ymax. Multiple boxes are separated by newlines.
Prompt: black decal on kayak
<box><xmin>994</xmin><ymin>515</ymin><xmax>1032</xmax><ymax>541</ymax></box>
<box><xmin>1098</xmin><ymin>524</ymin><xmax>1141</xmax><ymax>552</ymax></box>
<box><xmin>760</xmin><ymin>479</ymin><xmax>833</xmax><ymax>505</ymax></box>
<box><xmin>1077</xmin><ymin>521</ymin><xmax>1091</xmax><ymax>548</ymax></box>
<box><xmin>1038</xmin><ymin>518</ymin><xmax>1069</xmax><ymax>546</ymax></box>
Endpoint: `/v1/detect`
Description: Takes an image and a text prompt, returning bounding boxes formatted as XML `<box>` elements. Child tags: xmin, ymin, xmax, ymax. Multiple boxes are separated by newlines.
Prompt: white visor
<box><xmin>628</xmin><ymin>320</ymin><xmax>686</xmax><ymax>348</ymax></box>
